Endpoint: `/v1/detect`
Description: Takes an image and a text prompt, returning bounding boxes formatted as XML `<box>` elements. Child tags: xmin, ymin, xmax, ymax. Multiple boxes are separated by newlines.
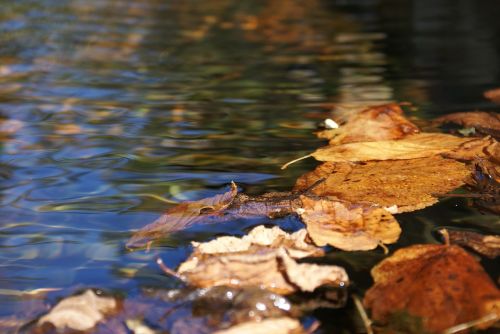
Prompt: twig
<box><xmin>156</xmin><ymin>257</ymin><xmax>185</xmax><ymax>281</ymax></box>
<box><xmin>352</xmin><ymin>294</ymin><xmax>373</xmax><ymax>334</ymax></box>
<box><xmin>442</xmin><ymin>312</ymin><xmax>498</xmax><ymax>334</ymax></box>
<box><xmin>438</xmin><ymin>229</ymin><xmax>450</xmax><ymax>246</ymax></box>
<box><xmin>281</xmin><ymin>154</ymin><xmax>312</xmax><ymax>170</ymax></box>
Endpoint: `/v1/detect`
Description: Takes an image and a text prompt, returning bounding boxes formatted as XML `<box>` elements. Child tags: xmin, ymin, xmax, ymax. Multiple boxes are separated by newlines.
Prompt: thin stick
<box><xmin>352</xmin><ymin>294</ymin><xmax>373</xmax><ymax>334</ymax></box>
<box><xmin>156</xmin><ymin>257</ymin><xmax>185</xmax><ymax>281</ymax></box>
<box><xmin>442</xmin><ymin>312</ymin><xmax>498</xmax><ymax>334</ymax></box>
<box><xmin>281</xmin><ymin>154</ymin><xmax>312</xmax><ymax>170</ymax></box>
<box><xmin>438</xmin><ymin>229</ymin><xmax>450</xmax><ymax>246</ymax></box>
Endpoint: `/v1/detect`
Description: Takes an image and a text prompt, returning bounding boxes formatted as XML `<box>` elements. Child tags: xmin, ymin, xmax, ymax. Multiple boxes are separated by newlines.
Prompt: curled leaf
<box><xmin>441</xmin><ymin>229</ymin><xmax>500</xmax><ymax>259</ymax></box>
<box><xmin>364</xmin><ymin>244</ymin><xmax>500</xmax><ymax>333</ymax></box>
<box><xmin>294</xmin><ymin>156</ymin><xmax>470</xmax><ymax>212</ymax></box>
<box><xmin>298</xmin><ymin>196</ymin><xmax>401</xmax><ymax>251</ymax></box>
<box><xmin>433</xmin><ymin>111</ymin><xmax>500</xmax><ymax>138</ymax></box>
<box><xmin>466</xmin><ymin>159</ymin><xmax>500</xmax><ymax>214</ymax></box>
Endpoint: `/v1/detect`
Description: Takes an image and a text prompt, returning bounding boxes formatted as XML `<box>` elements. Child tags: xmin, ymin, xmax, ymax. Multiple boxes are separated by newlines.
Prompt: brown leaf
<box><xmin>298</xmin><ymin>196</ymin><xmax>401</xmax><ymax>251</ymax></box>
<box><xmin>363</xmin><ymin>244</ymin><xmax>500</xmax><ymax>333</ymax></box>
<box><xmin>317</xmin><ymin>104</ymin><xmax>419</xmax><ymax>145</ymax></box>
<box><xmin>442</xmin><ymin>136</ymin><xmax>499</xmax><ymax>162</ymax></box>
<box><xmin>466</xmin><ymin>159</ymin><xmax>500</xmax><ymax>214</ymax></box>
<box><xmin>214</xmin><ymin>317</ymin><xmax>304</xmax><ymax>334</ymax></box>
<box><xmin>310</xmin><ymin>133</ymin><xmax>471</xmax><ymax>163</ymax></box>
<box><xmin>177</xmin><ymin>227</ymin><xmax>348</xmax><ymax>294</ymax></box>
<box><xmin>294</xmin><ymin>156</ymin><xmax>470</xmax><ymax>212</ymax></box>
<box><xmin>127</xmin><ymin>182</ymin><xmax>238</xmax><ymax>249</ymax></box>
<box><xmin>442</xmin><ymin>229</ymin><xmax>500</xmax><ymax>259</ymax></box>
<box><xmin>484</xmin><ymin>87</ymin><xmax>500</xmax><ymax>104</ymax></box>
<box><xmin>37</xmin><ymin>290</ymin><xmax>118</xmax><ymax>331</ymax></box>
<box><xmin>433</xmin><ymin>111</ymin><xmax>500</xmax><ymax>138</ymax></box>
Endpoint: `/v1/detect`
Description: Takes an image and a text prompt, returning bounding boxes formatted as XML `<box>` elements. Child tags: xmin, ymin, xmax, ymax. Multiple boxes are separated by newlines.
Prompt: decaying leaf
<box><xmin>37</xmin><ymin>290</ymin><xmax>118</xmax><ymax>331</ymax></box>
<box><xmin>190</xmin><ymin>225</ymin><xmax>324</xmax><ymax>258</ymax></box>
<box><xmin>484</xmin><ymin>87</ymin><xmax>500</xmax><ymax>104</ymax></box>
<box><xmin>177</xmin><ymin>242</ymin><xmax>348</xmax><ymax>294</ymax></box>
<box><xmin>442</xmin><ymin>136</ymin><xmax>499</xmax><ymax>162</ymax></box>
<box><xmin>298</xmin><ymin>196</ymin><xmax>400</xmax><ymax>251</ymax></box>
<box><xmin>309</xmin><ymin>133</ymin><xmax>471</xmax><ymax>163</ymax></box>
<box><xmin>317</xmin><ymin>104</ymin><xmax>419</xmax><ymax>145</ymax></box>
<box><xmin>364</xmin><ymin>244</ymin><xmax>500</xmax><ymax>333</ymax></box>
<box><xmin>441</xmin><ymin>229</ymin><xmax>500</xmax><ymax>259</ymax></box>
<box><xmin>127</xmin><ymin>182</ymin><xmax>238</xmax><ymax>249</ymax></box>
<box><xmin>214</xmin><ymin>317</ymin><xmax>304</xmax><ymax>334</ymax></box>
<box><xmin>466</xmin><ymin>159</ymin><xmax>500</xmax><ymax>214</ymax></box>
<box><xmin>294</xmin><ymin>156</ymin><xmax>470</xmax><ymax>212</ymax></box>
<box><xmin>433</xmin><ymin>111</ymin><xmax>500</xmax><ymax>138</ymax></box>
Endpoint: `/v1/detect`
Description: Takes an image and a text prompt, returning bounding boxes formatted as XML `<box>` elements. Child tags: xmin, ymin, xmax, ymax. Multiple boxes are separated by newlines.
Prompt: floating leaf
<box><xmin>363</xmin><ymin>244</ymin><xmax>500</xmax><ymax>333</ymax></box>
<box><xmin>310</xmin><ymin>133</ymin><xmax>471</xmax><ymax>163</ymax></box>
<box><xmin>466</xmin><ymin>159</ymin><xmax>500</xmax><ymax>214</ymax></box>
<box><xmin>484</xmin><ymin>87</ymin><xmax>500</xmax><ymax>104</ymax></box>
<box><xmin>441</xmin><ymin>229</ymin><xmax>500</xmax><ymax>259</ymax></box>
<box><xmin>298</xmin><ymin>196</ymin><xmax>400</xmax><ymax>251</ymax></box>
<box><xmin>37</xmin><ymin>290</ymin><xmax>118</xmax><ymax>332</ymax></box>
<box><xmin>317</xmin><ymin>104</ymin><xmax>419</xmax><ymax>145</ymax></box>
<box><xmin>294</xmin><ymin>156</ymin><xmax>470</xmax><ymax>212</ymax></box>
<box><xmin>214</xmin><ymin>317</ymin><xmax>304</xmax><ymax>334</ymax></box>
<box><xmin>433</xmin><ymin>111</ymin><xmax>500</xmax><ymax>138</ymax></box>
<box><xmin>127</xmin><ymin>182</ymin><xmax>238</xmax><ymax>249</ymax></box>
<box><xmin>177</xmin><ymin>229</ymin><xmax>348</xmax><ymax>295</ymax></box>
<box><xmin>442</xmin><ymin>136</ymin><xmax>499</xmax><ymax>162</ymax></box>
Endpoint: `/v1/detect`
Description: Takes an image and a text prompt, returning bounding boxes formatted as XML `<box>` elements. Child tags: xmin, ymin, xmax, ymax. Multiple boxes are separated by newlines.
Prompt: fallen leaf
<box><xmin>363</xmin><ymin>244</ymin><xmax>500</xmax><ymax>333</ymax></box>
<box><xmin>214</xmin><ymin>317</ymin><xmax>304</xmax><ymax>334</ymax></box>
<box><xmin>441</xmin><ymin>229</ymin><xmax>500</xmax><ymax>259</ymax></box>
<box><xmin>442</xmin><ymin>136</ymin><xmax>499</xmax><ymax>162</ymax></box>
<box><xmin>294</xmin><ymin>156</ymin><xmax>470</xmax><ymax>212</ymax></box>
<box><xmin>127</xmin><ymin>182</ymin><xmax>238</xmax><ymax>249</ymax></box>
<box><xmin>177</xmin><ymin>246</ymin><xmax>348</xmax><ymax>295</ymax></box>
<box><xmin>433</xmin><ymin>111</ymin><xmax>500</xmax><ymax>138</ymax></box>
<box><xmin>37</xmin><ymin>290</ymin><xmax>118</xmax><ymax>331</ymax></box>
<box><xmin>317</xmin><ymin>104</ymin><xmax>419</xmax><ymax>145</ymax></box>
<box><xmin>484</xmin><ymin>87</ymin><xmax>500</xmax><ymax>104</ymax></box>
<box><xmin>298</xmin><ymin>196</ymin><xmax>401</xmax><ymax>250</ymax></box>
<box><xmin>310</xmin><ymin>133</ymin><xmax>471</xmax><ymax>163</ymax></box>
<box><xmin>466</xmin><ymin>159</ymin><xmax>500</xmax><ymax>214</ymax></box>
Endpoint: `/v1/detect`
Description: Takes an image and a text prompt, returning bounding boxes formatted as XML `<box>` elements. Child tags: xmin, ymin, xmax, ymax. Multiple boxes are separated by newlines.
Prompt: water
<box><xmin>1</xmin><ymin>0</ymin><xmax>499</xmax><ymax>330</ymax></box>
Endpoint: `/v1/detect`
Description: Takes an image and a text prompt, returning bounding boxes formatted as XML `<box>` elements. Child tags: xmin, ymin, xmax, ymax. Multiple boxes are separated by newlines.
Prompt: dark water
<box><xmin>1</xmin><ymin>0</ymin><xmax>499</xmax><ymax>329</ymax></box>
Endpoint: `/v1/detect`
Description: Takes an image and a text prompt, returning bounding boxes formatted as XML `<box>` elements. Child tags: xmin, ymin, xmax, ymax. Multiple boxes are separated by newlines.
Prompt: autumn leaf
<box><xmin>176</xmin><ymin>226</ymin><xmax>348</xmax><ymax>294</ymax></box>
<box><xmin>433</xmin><ymin>111</ymin><xmax>500</xmax><ymax>138</ymax></box>
<box><xmin>294</xmin><ymin>156</ymin><xmax>470</xmax><ymax>212</ymax></box>
<box><xmin>466</xmin><ymin>159</ymin><xmax>500</xmax><ymax>214</ymax></box>
<box><xmin>309</xmin><ymin>133</ymin><xmax>471</xmax><ymax>163</ymax></box>
<box><xmin>298</xmin><ymin>196</ymin><xmax>400</xmax><ymax>251</ymax></box>
<box><xmin>484</xmin><ymin>87</ymin><xmax>500</xmax><ymax>104</ymax></box>
<box><xmin>214</xmin><ymin>317</ymin><xmax>304</xmax><ymax>334</ymax></box>
<box><xmin>127</xmin><ymin>182</ymin><xmax>238</xmax><ymax>249</ymax></box>
<box><xmin>317</xmin><ymin>103</ymin><xmax>419</xmax><ymax>145</ymax></box>
<box><xmin>442</xmin><ymin>136</ymin><xmax>499</xmax><ymax>162</ymax></box>
<box><xmin>37</xmin><ymin>290</ymin><xmax>118</xmax><ymax>332</ymax></box>
<box><xmin>363</xmin><ymin>244</ymin><xmax>500</xmax><ymax>333</ymax></box>
<box><xmin>441</xmin><ymin>229</ymin><xmax>500</xmax><ymax>259</ymax></box>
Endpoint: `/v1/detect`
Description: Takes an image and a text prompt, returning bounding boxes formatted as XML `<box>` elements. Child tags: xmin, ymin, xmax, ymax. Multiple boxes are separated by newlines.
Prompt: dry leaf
<box><xmin>294</xmin><ymin>156</ymin><xmax>470</xmax><ymax>212</ymax></box>
<box><xmin>37</xmin><ymin>290</ymin><xmax>118</xmax><ymax>331</ymax></box>
<box><xmin>442</xmin><ymin>229</ymin><xmax>500</xmax><ymax>259</ymax></box>
<box><xmin>214</xmin><ymin>317</ymin><xmax>304</xmax><ymax>334</ymax></box>
<box><xmin>364</xmin><ymin>244</ymin><xmax>500</xmax><ymax>333</ymax></box>
<box><xmin>177</xmin><ymin>247</ymin><xmax>348</xmax><ymax>295</ymax></box>
<box><xmin>310</xmin><ymin>133</ymin><xmax>470</xmax><ymax>163</ymax></box>
<box><xmin>433</xmin><ymin>111</ymin><xmax>500</xmax><ymax>138</ymax></box>
<box><xmin>127</xmin><ymin>182</ymin><xmax>238</xmax><ymax>249</ymax></box>
<box><xmin>484</xmin><ymin>88</ymin><xmax>500</xmax><ymax>104</ymax></box>
<box><xmin>317</xmin><ymin>104</ymin><xmax>419</xmax><ymax>145</ymax></box>
<box><xmin>442</xmin><ymin>136</ymin><xmax>499</xmax><ymax>162</ymax></box>
<box><xmin>298</xmin><ymin>196</ymin><xmax>401</xmax><ymax>251</ymax></box>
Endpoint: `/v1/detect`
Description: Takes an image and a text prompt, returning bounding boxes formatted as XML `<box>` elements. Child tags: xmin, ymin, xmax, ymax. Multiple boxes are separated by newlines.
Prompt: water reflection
<box><xmin>0</xmin><ymin>0</ymin><xmax>499</xmax><ymax>326</ymax></box>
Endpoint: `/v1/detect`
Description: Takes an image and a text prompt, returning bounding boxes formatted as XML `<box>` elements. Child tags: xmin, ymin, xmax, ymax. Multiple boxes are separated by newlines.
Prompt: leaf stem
<box><xmin>281</xmin><ymin>154</ymin><xmax>312</xmax><ymax>170</ymax></box>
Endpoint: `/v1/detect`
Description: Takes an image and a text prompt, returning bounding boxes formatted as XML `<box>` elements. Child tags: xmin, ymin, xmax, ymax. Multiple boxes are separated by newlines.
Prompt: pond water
<box><xmin>1</xmin><ymin>0</ymin><xmax>499</xmax><ymax>331</ymax></box>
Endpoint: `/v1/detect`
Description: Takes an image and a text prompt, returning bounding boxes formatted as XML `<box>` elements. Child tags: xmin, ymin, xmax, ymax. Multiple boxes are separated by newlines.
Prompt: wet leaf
<box><xmin>37</xmin><ymin>290</ymin><xmax>118</xmax><ymax>332</ymax></box>
<box><xmin>441</xmin><ymin>229</ymin><xmax>500</xmax><ymax>259</ymax></box>
<box><xmin>214</xmin><ymin>317</ymin><xmax>304</xmax><ymax>334</ymax></box>
<box><xmin>484</xmin><ymin>87</ymin><xmax>500</xmax><ymax>104</ymax></box>
<box><xmin>466</xmin><ymin>159</ymin><xmax>500</xmax><ymax>214</ymax></box>
<box><xmin>433</xmin><ymin>111</ymin><xmax>500</xmax><ymax>138</ymax></box>
<box><xmin>127</xmin><ymin>182</ymin><xmax>238</xmax><ymax>249</ymax></box>
<box><xmin>363</xmin><ymin>244</ymin><xmax>500</xmax><ymax>333</ymax></box>
<box><xmin>310</xmin><ymin>133</ymin><xmax>471</xmax><ymax>163</ymax></box>
<box><xmin>317</xmin><ymin>104</ymin><xmax>419</xmax><ymax>145</ymax></box>
<box><xmin>442</xmin><ymin>136</ymin><xmax>499</xmax><ymax>162</ymax></box>
<box><xmin>294</xmin><ymin>156</ymin><xmax>470</xmax><ymax>212</ymax></box>
<box><xmin>298</xmin><ymin>196</ymin><xmax>401</xmax><ymax>251</ymax></box>
<box><xmin>177</xmin><ymin>245</ymin><xmax>348</xmax><ymax>294</ymax></box>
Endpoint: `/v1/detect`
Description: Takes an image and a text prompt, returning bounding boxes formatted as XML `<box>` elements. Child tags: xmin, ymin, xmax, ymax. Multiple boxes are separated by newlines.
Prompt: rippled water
<box><xmin>1</xmin><ymin>0</ymin><xmax>499</xmax><ymax>328</ymax></box>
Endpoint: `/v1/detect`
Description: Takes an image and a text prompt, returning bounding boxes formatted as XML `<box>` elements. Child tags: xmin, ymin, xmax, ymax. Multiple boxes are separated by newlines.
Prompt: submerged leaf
<box><xmin>433</xmin><ymin>111</ymin><xmax>500</xmax><ymax>138</ymax></box>
<box><xmin>363</xmin><ymin>244</ymin><xmax>500</xmax><ymax>333</ymax></box>
<box><xmin>442</xmin><ymin>229</ymin><xmax>500</xmax><ymax>259</ymax></box>
<box><xmin>298</xmin><ymin>196</ymin><xmax>401</xmax><ymax>251</ymax></box>
<box><xmin>127</xmin><ymin>182</ymin><xmax>238</xmax><ymax>249</ymax></box>
<box><xmin>310</xmin><ymin>133</ymin><xmax>470</xmax><ymax>163</ymax></box>
<box><xmin>294</xmin><ymin>156</ymin><xmax>470</xmax><ymax>212</ymax></box>
<box><xmin>37</xmin><ymin>290</ymin><xmax>118</xmax><ymax>332</ymax></box>
<box><xmin>317</xmin><ymin>103</ymin><xmax>419</xmax><ymax>145</ymax></box>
